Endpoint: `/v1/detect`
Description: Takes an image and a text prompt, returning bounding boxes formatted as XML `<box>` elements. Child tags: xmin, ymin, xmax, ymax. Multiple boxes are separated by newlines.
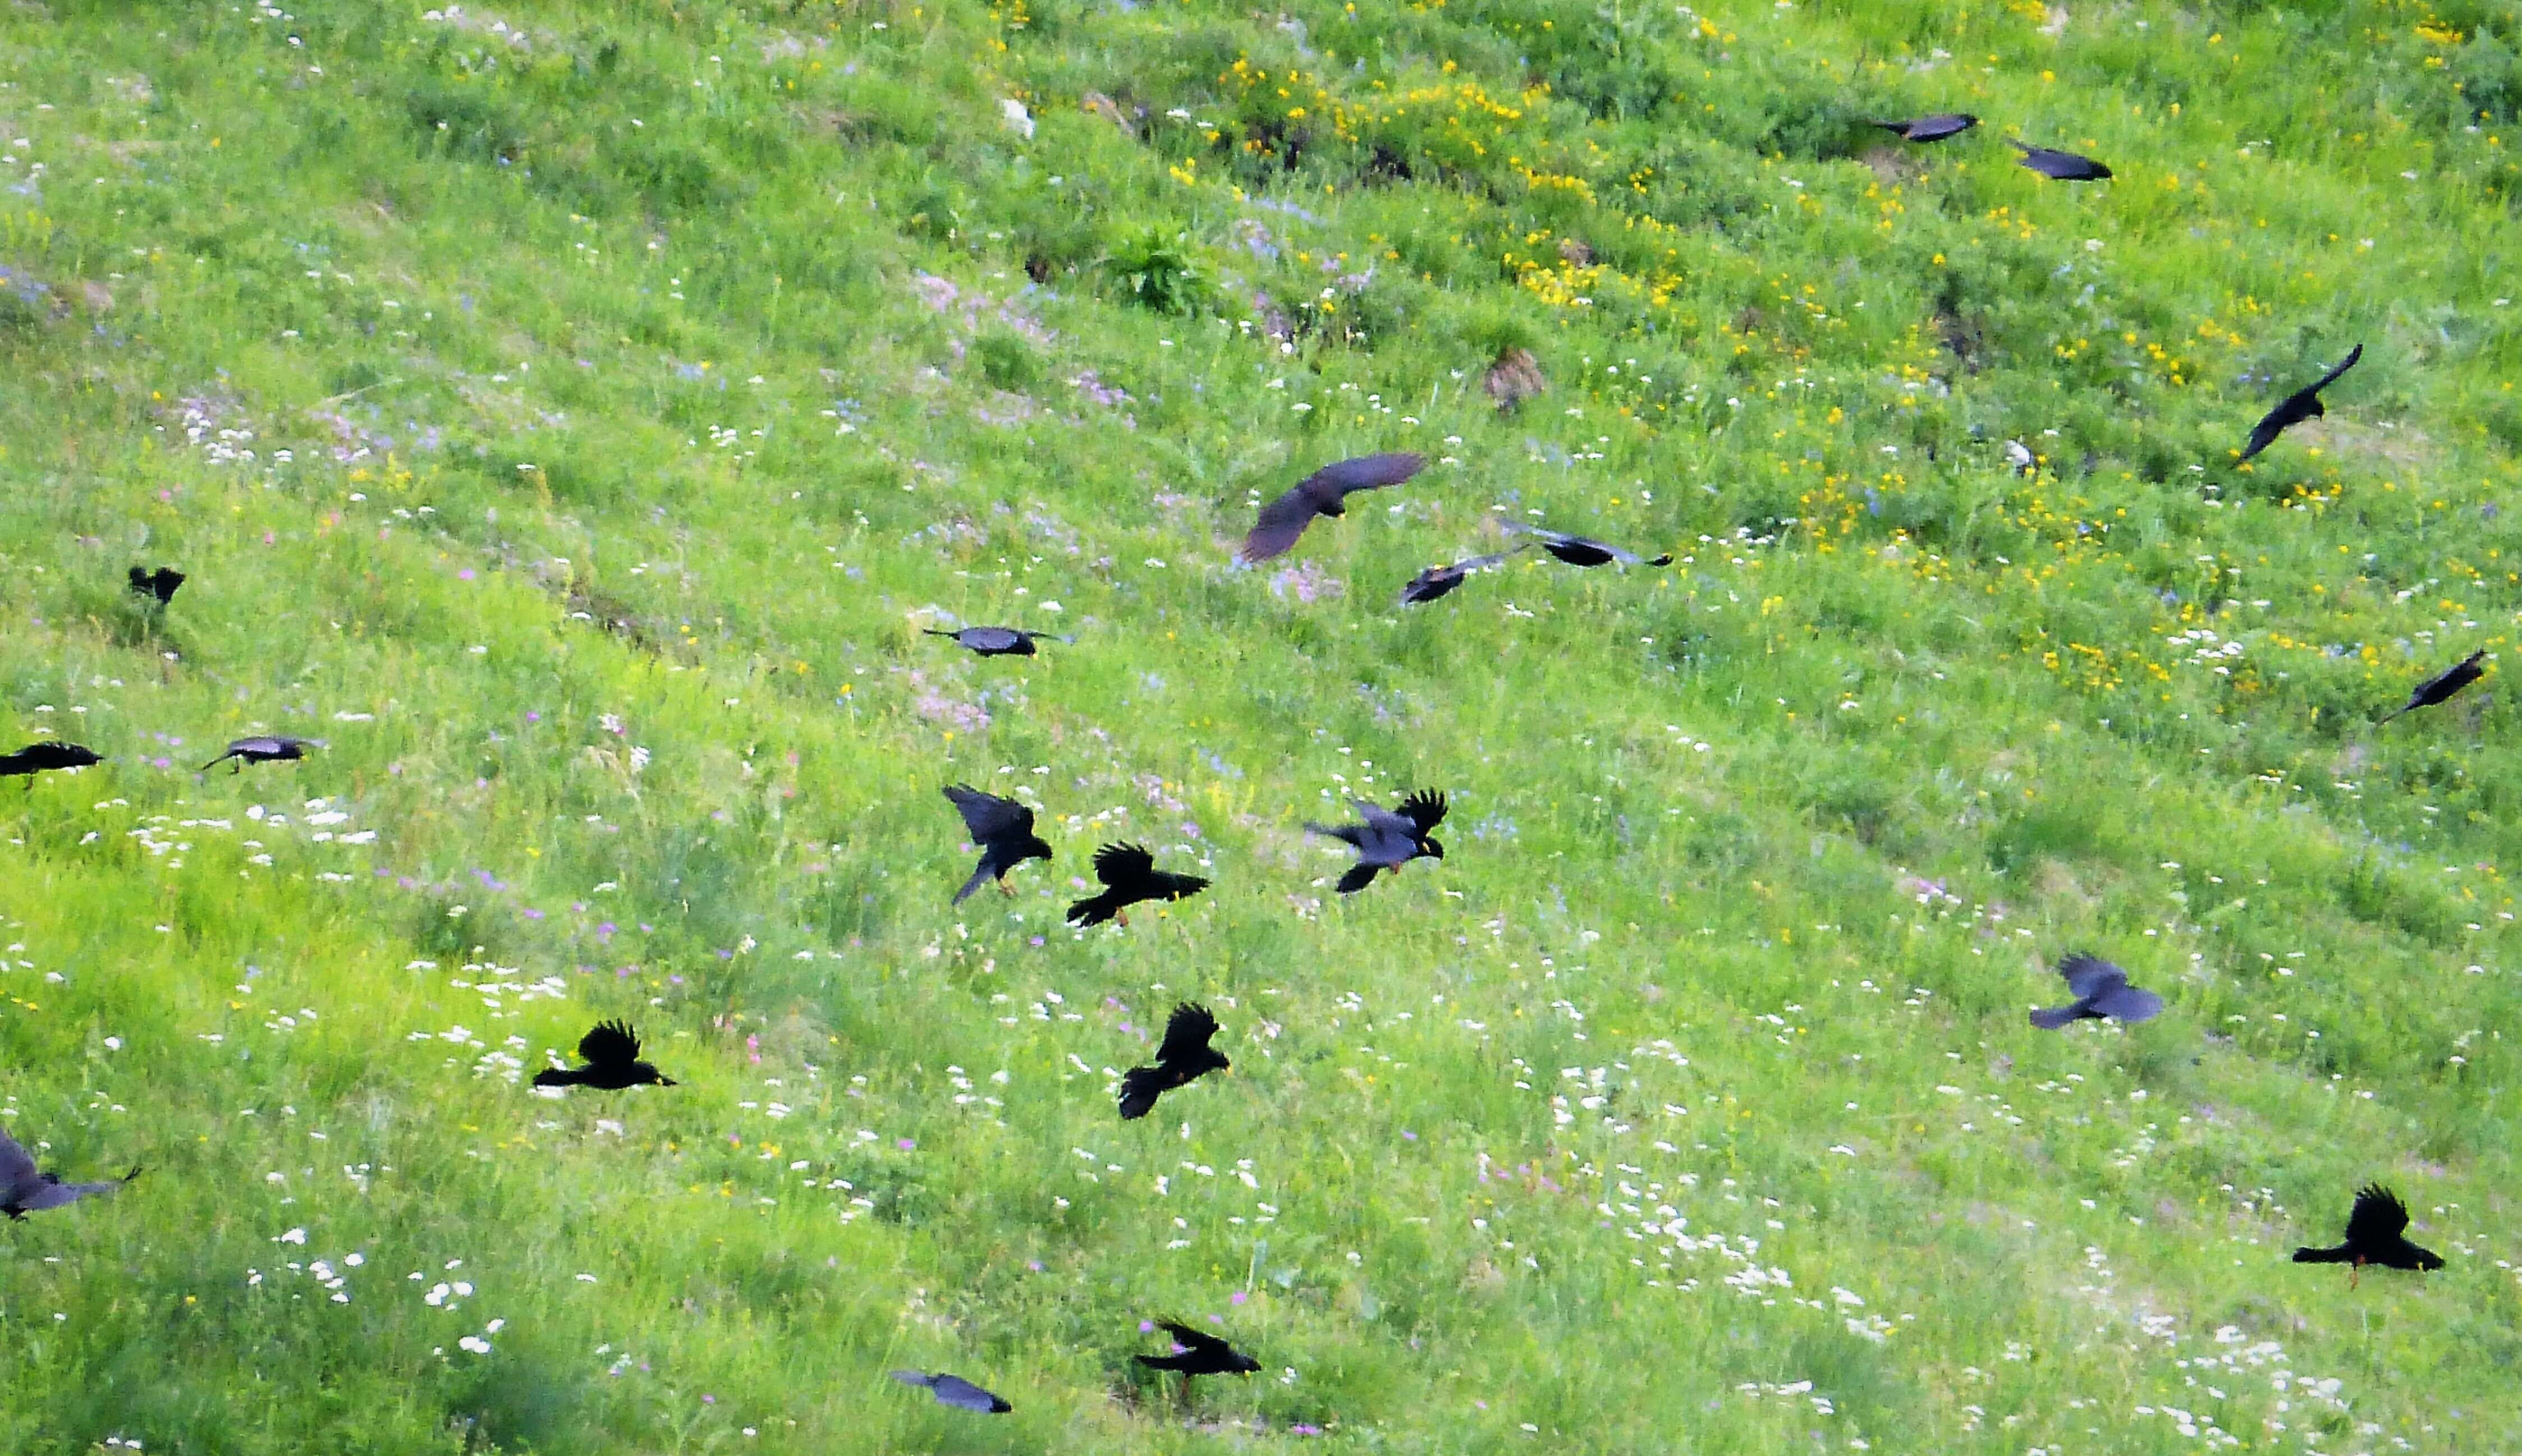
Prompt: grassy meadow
<box><xmin>6</xmin><ymin>0</ymin><xmax>2522</xmax><ymax>1448</ymax></box>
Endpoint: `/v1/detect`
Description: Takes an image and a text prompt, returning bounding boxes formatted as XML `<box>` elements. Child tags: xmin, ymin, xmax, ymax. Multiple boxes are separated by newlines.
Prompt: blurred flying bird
<box><xmin>924</xmin><ymin>626</ymin><xmax>1069</xmax><ymax>657</ymax></box>
<box><xmin>1308</xmin><ymin>788</ymin><xmax>1448</xmax><ymax>894</ymax></box>
<box><xmin>2239</xmin><ymin>344</ymin><xmax>2364</xmax><ymax>463</ymax></box>
<box><xmin>1135</xmin><ymin>1320</ymin><xmax>1261</xmax><ymax>1380</ymax></box>
<box><xmin>533</xmin><ymin>1019</ymin><xmax>676</xmax><ymax>1090</ymax></box>
<box><xmin>2379</xmin><ymin>647</ymin><xmax>2486</xmax><ymax>724</ymax></box>
<box><xmin>888</xmin><ymin>1370</ymin><xmax>1012</xmax><ymax>1413</ymax></box>
<box><xmin>1399</xmin><ymin>546</ymin><xmax>1528</xmax><ymax>605</ymax></box>
<box><xmin>1238</xmin><ymin>452</ymin><xmax>1425</xmax><ymax>563</ymax></box>
<box><xmin>942</xmin><ymin>783</ymin><xmax>1053</xmax><ymax>903</ymax></box>
<box><xmin>2028</xmin><ymin>952</ymin><xmax>2164</xmax><ymax>1030</ymax></box>
<box><xmin>1511</xmin><ymin>525</ymin><xmax>1672</xmax><ymax>569</ymax></box>
<box><xmin>1870</xmin><ymin>113</ymin><xmax>1978</xmax><ymax>142</ymax></box>
<box><xmin>127</xmin><ymin>566</ymin><xmax>185</xmax><ymax>605</ymax></box>
<box><xmin>1118</xmin><ymin>1002</ymin><xmax>1230</xmax><ymax>1120</ymax></box>
<box><xmin>0</xmin><ymin>741</ymin><xmax>102</xmax><ymax>784</ymax></box>
<box><xmin>2293</xmin><ymin>1184</ymin><xmax>2442</xmax><ymax>1288</ymax></box>
<box><xmin>2010</xmin><ymin>139</ymin><xmax>2113</xmax><ymax>180</ymax></box>
<box><xmin>200</xmin><ymin>736</ymin><xmax>311</xmax><ymax>773</ymax></box>
<box><xmin>1067</xmin><ymin>843</ymin><xmax>1209</xmax><ymax>927</ymax></box>
<box><xmin>1</xmin><ymin>1131</ymin><xmax>140</xmax><ymax>1220</ymax></box>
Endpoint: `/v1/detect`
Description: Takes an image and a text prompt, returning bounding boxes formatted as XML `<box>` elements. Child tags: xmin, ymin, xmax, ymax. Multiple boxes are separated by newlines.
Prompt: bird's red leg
<box><xmin>1118</xmin><ymin>908</ymin><xmax>1131</xmax><ymax>928</ymax></box>
<box><xmin>2349</xmin><ymin>1260</ymin><xmax>2361</xmax><ymax>1291</ymax></box>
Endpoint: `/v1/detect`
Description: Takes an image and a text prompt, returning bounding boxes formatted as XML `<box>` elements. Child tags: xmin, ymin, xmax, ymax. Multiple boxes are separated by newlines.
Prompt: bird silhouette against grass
<box><xmin>1399</xmin><ymin>546</ymin><xmax>1526</xmax><ymax>605</ymax></box>
<box><xmin>1512</xmin><ymin>525</ymin><xmax>1672</xmax><ymax>569</ymax></box>
<box><xmin>200</xmin><ymin>736</ymin><xmax>311</xmax><ymax>773</ymax></box>
<box><xmin>2239</xmin><ymin>344</ymin><xmax>2363</xmax><ymax>464</ymax></box>
<box><xmin>1308</xmin><ymin>788</ymin><xmax>1448</xmax><ymax>894</ymax></box>
<box><xmin>2379</xmin><ymin>648</ymin><xmax>2484</xmax><ymax>724</ymax></box>
<box><xmin>1135</xmin><ymin>1320</ymin><xmax>1260</xmax><ymax>1381</ymax></box>
<box><xmin>1870</xmin><ymin>113</ymin><xmax>1977</xmax><ymax>143</ymax></box>
<box><xmin>2294</xmin><ymin>1184</ymin><xmax>2443</xmax><ymax>1288</ymax></box>
<box><xmin>127</xmin><ymin>566</ymin><xmax>185</xmax><ymax>606</ymax></box>
<box><xmin>942</xmin><ymin>784</ymin><xmax>1052</xmax><ymax>903</ymax></box>
<box><xmin>1067</xmin><ymin>843</ymin><xmax>1209</xmax><ymax>927</ymax></box>
<box><xmin>924</xmin><ymin>626</ymin><xmax>1069</xmax><ymax>657</ymax></box>
<box><xmin>1118</xmin><ymin>1003</ymin><xmax>1230</xmax><ymax>1120</ymax></box>
<box><xmin>534</xmin><ymin>1020</ymin><xmax>676</xmax><ymax>1090</ymax></box>
<box><xmin>0</xmin><ymin>741</ymin><xmax>102</xmax><ymax>786</ymax></box>
<box><xmin>1239</xmin><ymin>453</ymin><xmax>1424</xmax><ymax>563</ymax></box>
<box><xmin>2028</xmin><ymin>953</ymin><xmax>2164</xmax><ymax>1030</ymax></box>
<box><xmin>2010</xmin><ymin>139</ymin><xmax>2112</xmax><ymax>180</ymax></box>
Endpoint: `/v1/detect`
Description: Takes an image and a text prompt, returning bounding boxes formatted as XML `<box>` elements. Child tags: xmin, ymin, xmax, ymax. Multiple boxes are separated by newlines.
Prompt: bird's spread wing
<box><xmin>1157</xmin><ymin>1003</ymin><xmax>1221</xmax><ymax>1064</ymax></box>
<box><xmin>2311</xmin><ymin>343</ymin><xmax>2364</xmax><ymax>394</ymax></box>
<box><xmin>1150</xmin><ymin>869</ymin><xmax>1211</xmax><ymax>898</ymax></box>
<box><xmin>1241</xmin><ymin>485</ymin><xmax>1324</xmax><ymax>563</ymax></box>
<box><xmin>2087</xmin><ymin>982</ymin><xmax>2165</xmax><ymax>1023</ymax></box>
<box><xmin>944</xmin><ymin>784</ymin><xmax>1031</xmax><ymax>842</ymax></box>
<box><xmin>1301</xmin><ymin>452</ymin><xmax>1425</xmax><ymax>499</ymax></box>
<box><xmin>580</xmin><ymin>1019</ymin><xmax>641</xmax><ymax>1068</ymax></box>
<box><xmin>1093</xmin><ymin>842</ymin><xmax>1155</xmax><ymax>887</ymax></box>
<box><xmin>964</xmin><ymin>627</ymin><xmax>1022</xmax><ymax>652</ymax></box>
<box><xmin>1454</xmin><ymin>547</ymin><xmax>1525</xmax><ymax>571</ymax></box>
<box><xmin>15</xmin><ymin>1177</ymin><xmax>126</xmax><ymax>1212</ymax></box>
<box><xmin>1306</xmin><ymin>820</ymin><xmax>1372</xmax><ymax>850</ymax></box>
<box><xmin>1355</xmin><ymin>798</ymin><xmax>1416</xmax><ymax>837</ymax></box>
<box><xmin>2346</xmin><ymin>1184</ymin><xmax>2411</xmax><ymax>1243</ymax></box>
<box><xmin>2239</xmin><ymin>406</ymin><xmax>2289</xmax><ymax>462</ymax></box>
<box><xmin>0</xmin><ymin>1132</ymin><xmax>36</xmax><ymax>1189</ymax></box>
<box><xmin>927</xmin><ymin>1375</ymin><xmax>1008</xmax><ymax>1412</ymax></box>
<box><xmin>1155</xmin><ymin>1320</ymin><xmax>1230</xmax><ymax>1356</ymax></box>
<box><xmin>1334</xmin><ymin>862</ymin><xmax>1384</xmax><ymax>894</ymax></box>
<box><xmin>1397</xmin><ymin>788</ymin><xmax>1448</xmax><ymax>835</ymax></box>
<box><xmin>2057</xmin><ymin>953</ymin><xmax>2126</xmax><ymax>1001</ymax></box>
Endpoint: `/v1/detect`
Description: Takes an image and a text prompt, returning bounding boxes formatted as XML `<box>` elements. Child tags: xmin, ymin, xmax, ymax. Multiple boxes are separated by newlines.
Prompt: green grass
<box><xmin>4</xmin><ymin>0</ymin><xmax>2522</xmax><ymax>1448</ymax></box>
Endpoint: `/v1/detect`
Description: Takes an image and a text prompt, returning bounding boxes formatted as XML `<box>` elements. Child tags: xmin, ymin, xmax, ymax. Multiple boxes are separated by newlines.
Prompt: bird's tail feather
<box><xmin>951</xmin><ymin>865</ymin><xmax>994</xmax><ymax>906</ymax></box>
<box><xmin>921</xmin><ymin>629</ymin><xmax>958</xmax><ymax>638</ymax></box>
<box><xmin>531</xmin><ymin>1067</ymin><xmax>584</xmax><ymax>1088</ymax></box>
<box><xmin>1067</xmin><ymin>895</ymin><xmax>1116</xmax><ymax>927</ymax></box>
<box><xmin>1335</xmin><ymin>863</ymin><xmax>1382</xmax><ymax>895</ymax></box>
<box><xmin>2291</xmin><ymin>1244</ymin><xmax>2352</xmax><ymax>1264</ymax></box>
<box><xmin>1117</xmin><ymin>1066</ymin><xmax>1165</xmax><ymax>1120</ymax></box>
<box><xmin>2377</xmin><ymin>702</ymin><xmax>2415</xmax><ymax>725</ymax></box>
<box><xmin>2027</xmin><ymin>1004</ymin><xmax>2085</xmax><ymax>1030</ymax></box>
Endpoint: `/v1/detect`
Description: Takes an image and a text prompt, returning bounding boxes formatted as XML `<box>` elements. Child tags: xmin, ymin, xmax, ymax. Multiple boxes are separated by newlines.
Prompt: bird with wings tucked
<box><xmin>1399</xmin><ymin>546</ymin><xmax>1526</xmax><ymax>605</ymax></box>
<box><xmin>1136</xmin><ymin>1320</ymin><xmax>1261</xmax><ymax>1380</ymax></box>
<box><xmin>923</xmin><ymin>626</ymin><xmax>1069</xmax><ymax>657</ymax></box>
<box><xmin>2379</xmin><ymin>648</ymin><xmax>2484</xmax><ymax>724</ymax></box>
<box><xmin>1511</xmin><ymin>525</ymin><xmax>1672</xmax><ymax>569</ymax></box>
<box><xmin>888</xmin><ymin>1370</ymin><xmax>1012</xmax><ymax>1413</ymax></box>
<box><xmin>200</xmin><ymin>736</ymin><xmax>312</xmax><ymax>773</ymax></box>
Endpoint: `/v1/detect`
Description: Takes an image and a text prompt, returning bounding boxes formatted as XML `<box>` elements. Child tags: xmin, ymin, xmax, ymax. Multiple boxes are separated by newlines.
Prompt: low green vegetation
<box><xmin>3</xmin><ymin>0</ymin><xmax>2520</xmax><ymax>1449</ymax></box>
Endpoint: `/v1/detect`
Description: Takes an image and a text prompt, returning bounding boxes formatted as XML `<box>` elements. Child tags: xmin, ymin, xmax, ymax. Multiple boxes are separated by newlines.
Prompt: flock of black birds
<box><xmin>0</xmin><ymin>97</ymin><xmax>2480</xmax><ymax>1423</ymax></box>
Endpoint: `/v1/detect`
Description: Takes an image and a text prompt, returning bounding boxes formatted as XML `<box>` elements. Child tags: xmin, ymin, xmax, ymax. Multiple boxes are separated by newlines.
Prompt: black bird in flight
<box><xmin>942</xmin><ymin>783</ymin><xmax>1052</xmax><ymax>903</ymax></box>
<box><xmin>2010</xmin><ymin>139</ymin><xmax>2113</xmax><ymax>180</ymax></box>
<box><xmin>1308</xmin><ymin>789</ymin><xmax>1448</xmax><ymax>894</ymax></box>
<box><xmin>1870</xmin><ymin>113</ymin><xmax>1978</xmax><ymax>143</ymax></box>
<box><xmin>1068</xmin><ymin>843</ymin><xmax>1209</xmax><ymax>928</ymax></box>
<box><xmin>200</xmin><ymin>736</ymin><xmax>311</xmax><ymax>773</ymax></box>
<box><xmin>2294</xmin><ymin>1184</ymin><xmax>2443</xmax><ymax>1288</ymax></box>
<box><xmin>533</xmin><ymin>1019</ymin><xmax>677</xmax><ymax>1090</ymax></box>
<box><xmin>2380</xmin><ymin>648</ymin><xmax>2486</xmax><ymax>724</ymax></box>
<box><xmin>1239</xmin><ymin>452</ymin><xmax>1425</xmax><ymax>564</ymax></box>
<box><xmin>1512</xmin><ymin>525</ymin><xmax>1672</xmax><ymax>568</ymax></box>
<box><xmin>1399</xmin><ymin>546</ymin><xmax>1528</xmax><ymax>605</ymax></box>
<box><xmin>924</xmin><ymin>626</ymin><xmax>1068</xmax><ymax>657</ymax></box>
<box><xmin>2239</xmin><ymin>344</ymin><xmax>2364</xmax><ymax>463</ymax></box>
<box><xmin>127</xmin><ymin>566</ymin><xmax>185</xmax><ymax>605</ymax></box>
<box><xmin>1136</xmin><ymin>1320</ymin><xmax>1261</xmax><ymax>1381</ymax></box>
<box><xmin>2028</xmin><ymin>952</ymin><xmax>2164</xmax><ymax>1030</ymax></box>
<box><xmin>1118</xmin><ymin>1002</ymin><xmax>1230</xmax><ymax>1120</ymax></box>
<box><xmin>0</xmin><ymin>741</ymin><xmax>102</xmax><ymax>784</ymax></box>
<box><xmin>1</xmin><ymin>1131</ymin><xmax>141</xmax><ymax>1220</ymax></box>
<box><xmin>889</xmin><ymin>1370</ymin><xmax>1012</xmax><ymax>1413</ymax></box>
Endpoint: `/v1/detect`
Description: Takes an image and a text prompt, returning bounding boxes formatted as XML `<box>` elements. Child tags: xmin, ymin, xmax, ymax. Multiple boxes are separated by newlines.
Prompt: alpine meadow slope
<box><xmin>4</xmin><ymin>0</ymin><xmax>2522</xmax><ymax>1450</ymax></box>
